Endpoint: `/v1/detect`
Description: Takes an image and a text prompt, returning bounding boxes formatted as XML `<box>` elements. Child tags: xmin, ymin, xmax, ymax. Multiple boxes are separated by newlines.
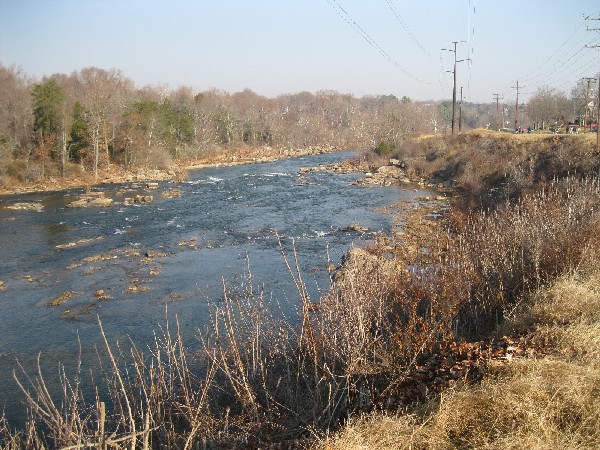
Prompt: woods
<box><xmin>2</xmin><ymin>64</ymin><xmax>597</xmax><ymax>192</ymax></box>
<box><xmin>0</xmin><ymin>64</ymin><xmax>498</xmax><ymax>189</ymax></box>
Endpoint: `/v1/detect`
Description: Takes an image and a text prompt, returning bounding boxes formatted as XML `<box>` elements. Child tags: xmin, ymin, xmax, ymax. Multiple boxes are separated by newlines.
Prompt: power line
<box><xmin>524</xmin><ymin>40</ymin><xmax>595</xmax><ymax>87</ymax></box>
<box><xmin>500</xmin><ymin>41</ymin><xmax>597</xmax><ymax>103</ymax></box>
<box><xmin>466</xmin><ymin>0</ymin><xmax>476</xmax><ymax>96</ymax></box>
<box><xmin>498</xmin><ymin>17</ymin><xmax>595</xmax><ymax>100</ymax></box>
<box><xmin>520</xmin><ymin>22</ymin><xmax>586</xmax><ymax>84</ymax></box>
<box><xmin>324</xmin><ymin>0</ymin><xmax>432</xmax><ymax>84</ymax></box>
<box><xmin>546</xmin><ymin>52</ymin><xmax>599</xmax><ymax>88</ymax></box>
<box><xmin>384</xmin><ymin>0</ymin><xmax>434</xmax><ymax>59</ymax></box>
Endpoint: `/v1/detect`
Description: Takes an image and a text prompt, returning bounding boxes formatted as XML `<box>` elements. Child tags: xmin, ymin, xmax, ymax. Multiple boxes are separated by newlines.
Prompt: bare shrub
<box><xmin>144</xmin><ymin>146</ymin><xmax>173</xmax><ymax>170</ymax></box>
<box><xmin>9</xmin><ymin>316</ymin><xmax>220</xmax><ymax>449</ymax></box>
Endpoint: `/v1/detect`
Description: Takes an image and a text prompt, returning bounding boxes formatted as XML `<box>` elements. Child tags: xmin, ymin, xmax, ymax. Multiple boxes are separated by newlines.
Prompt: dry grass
<box><xmin>316</xmin><ymin>132</ymin><xmax>600</xmax><ymax>450</ymax></box>
<box><xmin>396</xmin><ymin>131</ymin><xmax>599</xmax><ymax>209</ymax></box>
<box><xmin>318</xmin><ymin>267</ymin><xmax>600</xmax><ymax>450</ymax></box>
<box><xmin>509</xmin><ymin>265</ymin><xmax>600</xmax><ymax>363</ymax></box>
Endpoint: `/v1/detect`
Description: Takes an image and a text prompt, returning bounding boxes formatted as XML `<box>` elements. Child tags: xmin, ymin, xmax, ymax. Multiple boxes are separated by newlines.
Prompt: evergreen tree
<box><xmin>31</xmin><ymin>79</ymin><xmax>64</xmax><ymax>142</ymax></box>
<box><xmin>69</xmin><ymin>101</ymin><xmax>90</xmax><ymax>163</ymax></box>
<box><xmin>31</xmin><ymin>79</ymin><xmax>65</xmax><ymax>177</ymax></box>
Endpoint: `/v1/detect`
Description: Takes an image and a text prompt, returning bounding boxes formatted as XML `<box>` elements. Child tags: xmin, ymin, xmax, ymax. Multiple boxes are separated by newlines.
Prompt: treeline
<box><xmin>4</xmin><ymin>62</ymin><xmax>591</xmax><ymax>187</ymax></box>
<box><xmin>0</xmin><ymin>64</ymin><xmax>499</xmax><ymax>185</ymax></box>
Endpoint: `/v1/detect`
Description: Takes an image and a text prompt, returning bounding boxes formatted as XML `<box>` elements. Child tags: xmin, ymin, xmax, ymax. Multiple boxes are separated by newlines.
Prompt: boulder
<box><xmin>49</xmin><ymin>291</ymin><xmax>77</xmax><ymax>307</ymax></box>
<box><xmin>67</xmin><ymin>192</ymin><xmax>112</xmax><ymax>208</ymax></box>
<box><xmin>95</xmin><ymin>289</ymin><xmax>112</xmax><ymax>300</ymax></box>
<box><xmin>161</xmin><ymin>189</ymin><xmax>182</xmax><ymax>198</ymax></box>
<box><xmin>89</xmin><ymin>197</ymin><xmax>114</xmax><ymax>207</ymax></box>
<box><xmin>124</xmin><ymin>195</ymin><xmax>153</xmax><ymax>205</ymax></box>
<box><xmin>6</xmin><ymin>202</ymin><xmax>44</xmax><ymax>211</ymax></box>
<box><xmin>390</xmin><ymin>158</ymin><xmax>407</xmax><ymax>167</ymax></box>
<box><xmin>343</xmin><ymin>223</ymin><xmax>370</xmax><ymax>233</ymax></box>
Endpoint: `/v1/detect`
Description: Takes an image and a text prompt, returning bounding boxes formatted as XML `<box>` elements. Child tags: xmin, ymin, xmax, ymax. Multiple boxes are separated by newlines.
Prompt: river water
<box><xmin>0</xmin><ymin>151</ymin><xmax>427</xmax><ymax>424</ymax></box>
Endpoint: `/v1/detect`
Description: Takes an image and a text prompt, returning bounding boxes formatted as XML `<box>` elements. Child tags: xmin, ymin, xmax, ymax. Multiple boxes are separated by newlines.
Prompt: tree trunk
<box><xmin>93</xmin><ymin>126</ymin><xmax>100</xmax><ymax>179</ymax></box>
<box><xmin>61</xmin><ymin>127</ymin><xmax>67</xmax><ymax>178</ymax></box>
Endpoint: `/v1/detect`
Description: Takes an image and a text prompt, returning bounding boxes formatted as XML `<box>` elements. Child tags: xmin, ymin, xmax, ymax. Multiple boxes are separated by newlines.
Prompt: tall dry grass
<box><xmin>319</xmin><ymin>263</ymin><xmax>600</xmax><ymax>450</ymax></box>
<box><xmin>315</xmin><ymin>132</ymin><xmax>600</xmax><ymax>450</ymax></box>
<box><xmin>396</xmin><ymin>131</ymin><xmax>599</xmax><ymax>209</ymax></box>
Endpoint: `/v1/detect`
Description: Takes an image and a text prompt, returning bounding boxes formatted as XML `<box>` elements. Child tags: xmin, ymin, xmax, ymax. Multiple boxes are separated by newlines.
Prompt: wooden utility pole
<box><xmin>493</xmin><ymin>93</ymin><xmax>502</xmax><ymax>130</ymax></box>
<box><xmin>512</xmin><ymin>81</ymin><xmax>520</xmax><ymax>131</ymax></box>
<box><xmin>442</xmin><ymin>41</ymin><xmax>469</xmax><ymax>135</ymax></box>
<box><xmin>585</xmin><ymin>15</ymin><xmax>600</xmax><ymax>149</ymax></box>
<box><xmin>583</xmin><ymin>77</ymin><xmax>596</xmax><ymax>132</ymax></box>
<box><xmin>459</xmin><ymin>86</ymin><xmax>463</xmax><ymax>132</ymax></box>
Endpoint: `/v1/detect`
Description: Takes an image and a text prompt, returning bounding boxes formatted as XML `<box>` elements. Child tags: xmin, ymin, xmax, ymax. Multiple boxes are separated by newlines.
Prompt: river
<box><xmin>0</xmin><ymin>151</ymin><xmax>427</xmax><ymax>425</ymax></box>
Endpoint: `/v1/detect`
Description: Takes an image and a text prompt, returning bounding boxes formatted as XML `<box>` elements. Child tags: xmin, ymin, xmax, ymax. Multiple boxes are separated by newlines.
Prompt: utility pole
<box><xmin>583</xmin><ymin>77</ymin><xmax>597</xmax><ymax>132</ymax></box>
<box><xmin>512</xmin><ymin>81</ymin><xmax>520</xmax><ymax>132</ymax></box>
<box><xmin>459</xmin><ymin>87</ymin><xmax>464</xmax><ymax>132</ymax></box>
<box><xmin>493</xmin><ymin>93</ymin><xmax>502</xmax><ymax>131</ymax></box>
<box><xmin>442</xmin><ymin>41</ymin><xmax>469</xmax><ymax>135</ymax></box>
<box><xmin>585</xmin><ymin>15</ymin><xmax>600</xmax><ymax>149</ymax></box>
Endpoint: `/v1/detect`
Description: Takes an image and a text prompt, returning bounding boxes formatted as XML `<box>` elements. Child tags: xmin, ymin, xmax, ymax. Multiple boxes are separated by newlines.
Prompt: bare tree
<box><xmin>76</xmin><ymin>67</ymin><xmax>133</xmax><ymax>178</ymax></box>
<box><xmin>0</xmin><ymin>64</ymin><xmax>33</xmax><ymax>168</ymax></box>
<box><xmin>526</xmin><ymin>86</ymin><xmax>568</xmax><ymax>130</ymax></box>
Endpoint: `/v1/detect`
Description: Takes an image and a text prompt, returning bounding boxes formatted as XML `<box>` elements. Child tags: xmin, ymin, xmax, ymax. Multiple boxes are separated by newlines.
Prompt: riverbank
<box><xmin>316</xmin><ymin>130</ymin><xmax>600</xmax><ymax>449</ymax></box>
<box><xmin>319</xmin><ymin>263</ymin><xmax>600</xmax><ymax>449</ymax></box>
<box><xmin>0</xmin><ymin>144</ymin><xmax>339</xmax><ymax>197</ymax></box>
<box><xmin>2</xmin><ymin>130</ymin><xmax>599</xmax><ymax>449</ymax></box>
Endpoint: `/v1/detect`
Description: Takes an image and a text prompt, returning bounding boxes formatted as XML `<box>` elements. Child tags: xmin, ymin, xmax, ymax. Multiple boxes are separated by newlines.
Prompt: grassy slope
<box><xmin>318</xmin><ymin>131</ymin><xmax>600</xmax><ymax>450</ymax></box>
<box><xmin>319</xmin><ymin>268</ymin><xmax>600</xmax><ymax>449</ymax></box>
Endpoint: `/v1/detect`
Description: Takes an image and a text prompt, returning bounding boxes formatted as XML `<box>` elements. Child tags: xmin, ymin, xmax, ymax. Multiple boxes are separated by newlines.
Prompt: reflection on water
<box><xmin>0</xmin><ymin>151</ymin><xmax>428</xmax><ymax>425</ymax></box>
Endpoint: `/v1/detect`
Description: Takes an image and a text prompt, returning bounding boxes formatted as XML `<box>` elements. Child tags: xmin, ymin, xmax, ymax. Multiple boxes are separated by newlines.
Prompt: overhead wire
<box><xmin>324</xmin><ymin>0</ymin><xmax>432</xmax><ymax>84</ymax></box>
<box><xmin>465</xmin><ymin>0</ymin><xmax>476</xmax><ymax>96</ymax></box>
<box><xmin>498</xmin><ymin>16</ymin><xmax>597</xmax><ymax>103</ymax></box>
<box><xmin>439</xmin><ymin>52</ymin><xmax>450</xmax><ymax>94</ymax></box>
<box><xmin>510</xmin><ymin>13</ymin><xmax>600</xmax><ymax>101</ymax></box>
<box><xmin>384</xmin><ymin>0</ymin><xmax>435</xmax><ymax>59</ymax></box>
<box><xmin>548</xmin><ymin>48</ymin><xmax>597</xmax><ymax>82</ymax></box>
<box><xmin>521</xmin><ymin>33</ymin><xmax>592</xmax><ymax>86</ymax></box>
<box><xmin>522</xmin><ymin>46</ymin><xmax>597</xmax><ymax>101</ymax></box>
<box><xmin>519</xmin><ymin>22</ymin><xmax>584</xmax><ymax>84</ymax></box>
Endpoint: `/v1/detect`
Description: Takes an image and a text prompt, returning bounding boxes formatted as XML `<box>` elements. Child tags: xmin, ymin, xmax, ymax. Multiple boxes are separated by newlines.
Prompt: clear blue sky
<box><xmin>1</xmin><ymin>0</ymin><xmax>599</xmax><ymax>103</ymax></box>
